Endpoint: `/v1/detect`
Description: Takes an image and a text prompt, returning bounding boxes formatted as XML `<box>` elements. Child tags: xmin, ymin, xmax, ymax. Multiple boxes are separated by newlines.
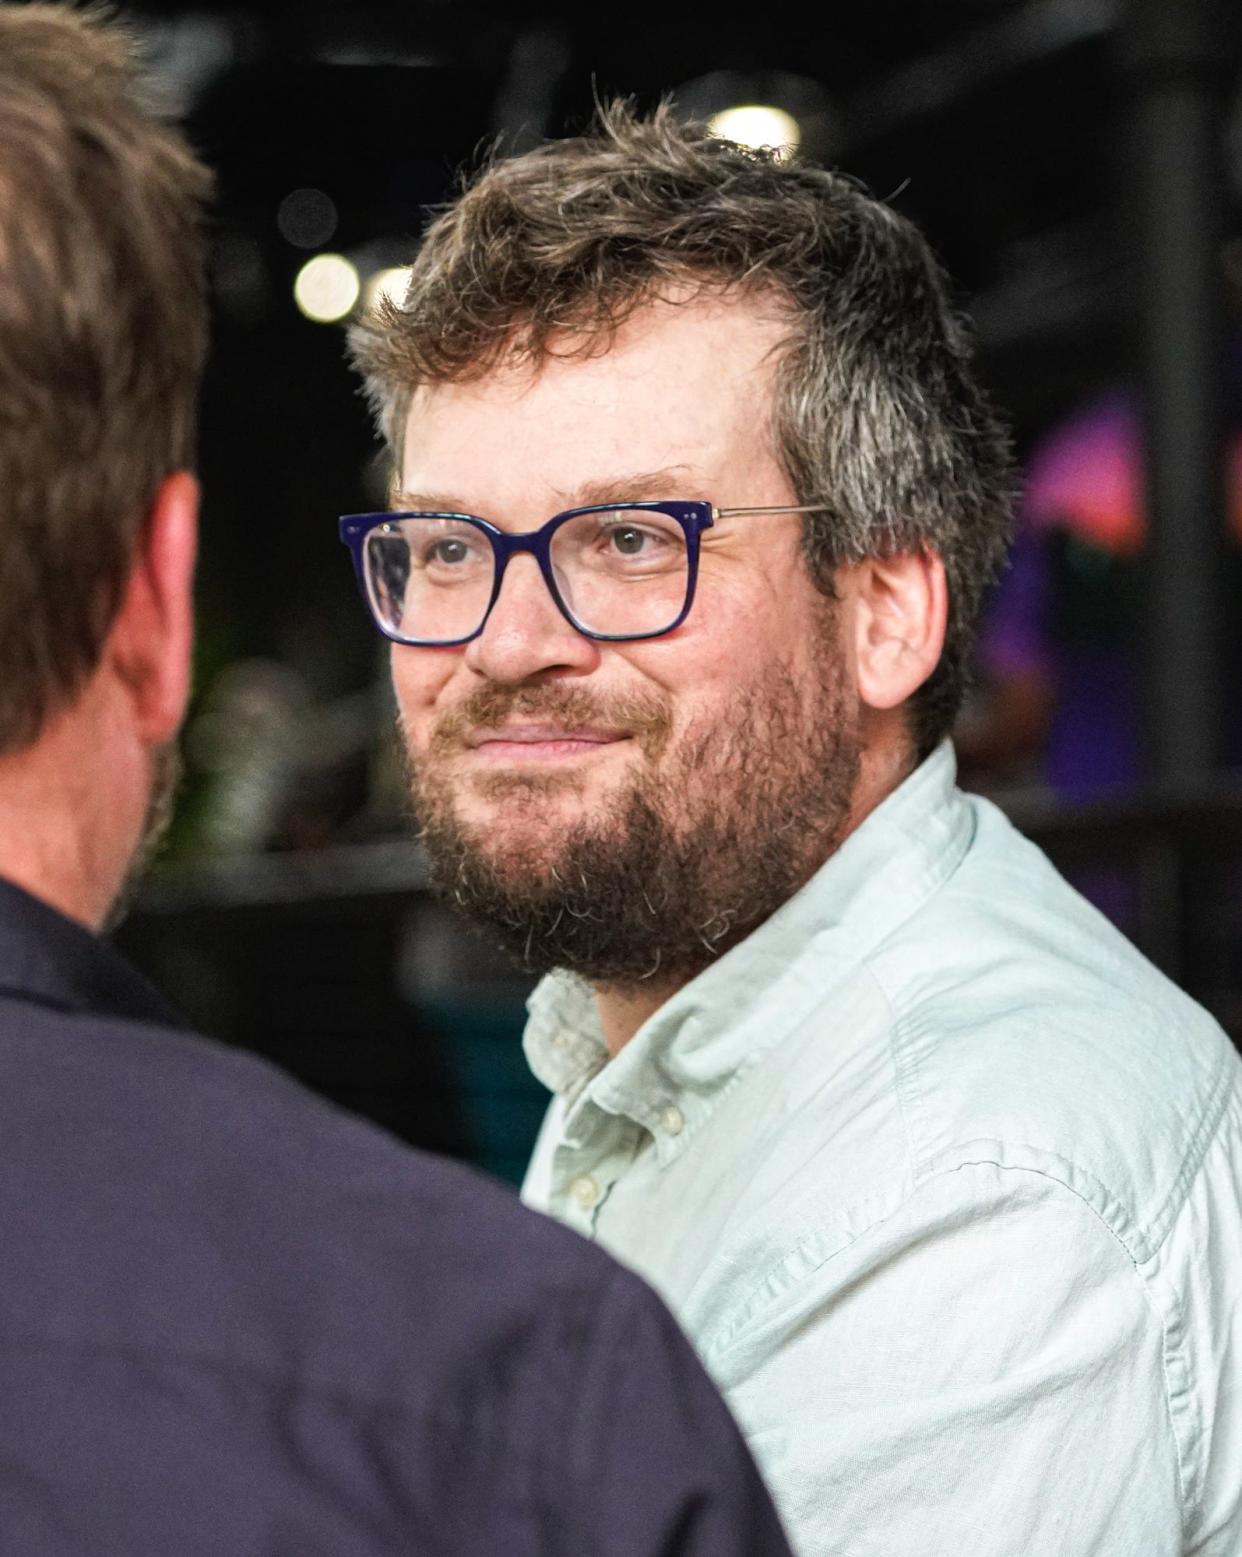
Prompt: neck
<box><xmin>0</xmin><ymin>692</ymin><xmax>141</xmax><ymax>932</ymax></box>
<box><xmin>592</xmin><ymin>719</ymin><xmax>920</xmax><ymax>1054</ymax></box>
<box><xmin>0</xmin><ymin>804</ymin><xmax>107</xmax><ymax>931</ymax></box>
<box><xmin>594</xmin><ymin>981</ymin><xmax>677</xmax><ymax>1057</ymax></box>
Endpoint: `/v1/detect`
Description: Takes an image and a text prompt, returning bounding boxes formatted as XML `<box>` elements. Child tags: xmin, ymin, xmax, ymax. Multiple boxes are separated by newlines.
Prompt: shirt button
<box><xmin>660</xmin><ymin>1104</ymin><xmax>684</xmax><ymax>1137</ymax></box>
<box><xmin>570</xmin><ymin>1175</ymin><xmax>601</xmax><ymax>1210</ymax></box>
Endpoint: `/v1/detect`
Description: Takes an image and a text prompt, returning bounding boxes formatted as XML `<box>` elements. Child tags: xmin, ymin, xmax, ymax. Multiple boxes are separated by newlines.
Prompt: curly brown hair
<box><xmin>350</xmin><ymin>102</ymin><xmax>1014</xmax><ymax>755</ymax></box>
<box><xmin>0</xmin><ymin>5</ymin><xmax>211</xmax><ymax>754</ymax></box>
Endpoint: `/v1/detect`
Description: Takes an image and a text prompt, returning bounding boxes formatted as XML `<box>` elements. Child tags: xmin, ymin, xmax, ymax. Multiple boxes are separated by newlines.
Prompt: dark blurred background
<box><xmin>113</xmin><ymin>0</ymin><xmax>1242</xmax><ymax>1183</ymax></box>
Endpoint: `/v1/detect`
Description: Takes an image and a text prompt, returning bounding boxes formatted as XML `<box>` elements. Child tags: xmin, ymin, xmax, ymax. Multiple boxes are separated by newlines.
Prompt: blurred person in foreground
<box><xmin>0</xmin><ymin>12</ymin><xmax>793</xmax><ymax>1555</ymax></box>
<box><xmin>348</xmin><ymin>104</ymin><xmax>1242</xmax><ymax>1556</ymax></box>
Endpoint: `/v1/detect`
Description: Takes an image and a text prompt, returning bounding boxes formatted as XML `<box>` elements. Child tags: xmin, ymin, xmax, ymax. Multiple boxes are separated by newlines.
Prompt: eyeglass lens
<box><xmin>364</xmin><ymin>510</ymin><xmax>691</xmax><ymax>642</ymax></box>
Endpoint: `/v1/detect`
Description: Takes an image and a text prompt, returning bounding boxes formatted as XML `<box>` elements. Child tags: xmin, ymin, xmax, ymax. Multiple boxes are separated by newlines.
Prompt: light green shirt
<box><xmin>522</xmin><ymin>743</ymin><xmax>1242</xmax><ymax>1556</ymax></box>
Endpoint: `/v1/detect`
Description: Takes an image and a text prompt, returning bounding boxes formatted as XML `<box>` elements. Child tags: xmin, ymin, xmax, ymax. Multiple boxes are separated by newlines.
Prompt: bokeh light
<box><xmin>276</xmin><ymin>187</ymin><xmax>338</xmax><ymax>249</ymax></box>
<box><xmin>706</xmin><ymin>104</ymin><xmax>801</xmax><ymax>154</ymax></box>
<box><xmin>293</xmin><ymin>253</ymin><xmax>360</xmax><ymax>323</ymax></box>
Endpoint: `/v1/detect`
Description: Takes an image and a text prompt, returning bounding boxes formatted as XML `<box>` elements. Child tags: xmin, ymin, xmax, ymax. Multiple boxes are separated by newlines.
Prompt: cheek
<box><xmin>622</xmin><ymin>636</ymin><xmax>757</xmax><ymax>744</ymax></box>
<box><xmin>663</xmin><ymin>589</ymin><xmax>804</xmax><ymax>687</ymax></box>
<box><xmin>391</xmin><ymin>648</ymin><xmax>458</xmax><ymax>738</ymax></box>
<box><xmin>643</xmin><ymin>588</ymin><xmax>839</xmax><ymax>736</ymax></box>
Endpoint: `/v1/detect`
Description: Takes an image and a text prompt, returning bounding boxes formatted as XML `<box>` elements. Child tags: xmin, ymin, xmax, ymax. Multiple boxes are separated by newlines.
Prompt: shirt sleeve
<box><xmin>709</xmin><ymin>1162</ymin><xmax>1182</xmax><ymax>1557</ymax></box>
<box><xmin>559</xmin><ymin>1263</ymin><xmax>795</xmax><ymax>1557</ymax></box>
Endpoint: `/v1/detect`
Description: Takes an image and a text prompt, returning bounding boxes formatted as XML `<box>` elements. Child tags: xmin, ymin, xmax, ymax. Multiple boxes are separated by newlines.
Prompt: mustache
<box><xmin>428</xmin><ymin>683</ymin><xmax>674</xmax><ymax>760</ymax></box>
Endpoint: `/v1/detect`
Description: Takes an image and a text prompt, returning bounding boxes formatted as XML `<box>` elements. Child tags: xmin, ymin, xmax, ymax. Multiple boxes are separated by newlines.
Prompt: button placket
<box><xmin>549</xmin><ymin>1106</ymin><xmax>625</xmax><ymax>1233</ymax></box>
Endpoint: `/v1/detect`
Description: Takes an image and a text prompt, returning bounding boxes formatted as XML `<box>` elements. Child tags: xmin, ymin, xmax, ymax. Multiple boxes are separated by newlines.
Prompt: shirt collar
<box><xmin>523</xmin><ymin>741</ymin><xmax>974</xmax><ymax>1163</ymax></box>
<box><xmin>0</xmin><ymin>874</ymin><xmax>184</xmax><ymax>1030</ymax></box>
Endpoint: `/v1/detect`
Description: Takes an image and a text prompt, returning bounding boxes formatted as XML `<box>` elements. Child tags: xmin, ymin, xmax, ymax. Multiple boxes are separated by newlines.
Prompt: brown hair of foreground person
<box><xmin>350</xmin><ymin>100</ymin><xmax>1015</xmax><ymax>756</ymax></box>
<box><xmin>0</xmin><ymin>4</ymin><xmax>210</xmax><ymax>755</ymax></box>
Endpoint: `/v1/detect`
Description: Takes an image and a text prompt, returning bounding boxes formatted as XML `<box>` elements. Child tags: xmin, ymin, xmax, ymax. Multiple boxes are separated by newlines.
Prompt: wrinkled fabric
<box><xmin>523</xmin><ymin>742</ymin><xmax>1242</xmax><ymax>1556</ymax></box>
<box><xmin>0</xmin><ymin>876</ymin><xmax>792</xmax><ymax>1557</ymax></box>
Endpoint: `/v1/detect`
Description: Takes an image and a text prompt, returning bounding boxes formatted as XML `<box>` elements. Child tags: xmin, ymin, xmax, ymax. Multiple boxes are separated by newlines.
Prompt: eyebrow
<box><xmin>390</xmin><ymin>490</ymin><xmax>475</xmax><ymax>514</ymax></box>
<box><xmin>562</xmin><ymin>467</ymin><xmax>698</xmax><ymax>508</ymax></box>
<box><xmin>390</xmin><ymin>467</ymin><xmax>699</xmax><ymax>517</ymax></box>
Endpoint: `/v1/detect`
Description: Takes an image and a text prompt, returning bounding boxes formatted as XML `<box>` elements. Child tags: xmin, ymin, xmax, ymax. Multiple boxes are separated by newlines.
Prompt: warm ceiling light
<box><xmin>364</xmin><ymin>265</ymin><xmax>412</xmax><ymax>314</ymax></box>
<box><xmin>293</xmin><ymin>253</ymin><xmax>360</xmax><ymax>323</ymax></box>
<box><xmin>706</xmin><ymin>104</ymin><xmax>801</xmax><ymax>154</ymax></box>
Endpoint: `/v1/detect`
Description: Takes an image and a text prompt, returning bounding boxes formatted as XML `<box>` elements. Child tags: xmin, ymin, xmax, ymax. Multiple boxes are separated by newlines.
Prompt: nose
<box><xmin>462</xmin><ymin>552</ymin><xmax>600</xmax><ymax>684</ymax></box>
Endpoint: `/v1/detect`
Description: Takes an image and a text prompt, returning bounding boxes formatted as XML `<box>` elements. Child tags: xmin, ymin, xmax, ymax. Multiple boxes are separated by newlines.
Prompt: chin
<box><xmin>413</xmin><ymin>749</ymin><xmax>636</xmax><ymax>893</ymax></box>
<box><xmin>478</xmin><ymin>784</ymin><xmax>599</xmax><ymax>845</ymax></box>
<box><xmin>447</xmin><ymin>780</ymin><xmax>612</xmax><ymax>867</ymax></box>
<box><xmin>447</xmin><ymin>819</ymin><xmax>575</xmax><ymax>901</ymax></box>
<box><xmin>461</xmin><ymin>759</ymin><xmax>629</xmax><ymax>824</ymax></box>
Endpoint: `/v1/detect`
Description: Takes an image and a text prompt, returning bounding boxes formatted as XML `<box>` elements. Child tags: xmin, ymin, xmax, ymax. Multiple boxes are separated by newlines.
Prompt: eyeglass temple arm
<box><xmin>713</xmin><ymin>503</ymin><xmax>831</xmax><ymax>519</ymax></box>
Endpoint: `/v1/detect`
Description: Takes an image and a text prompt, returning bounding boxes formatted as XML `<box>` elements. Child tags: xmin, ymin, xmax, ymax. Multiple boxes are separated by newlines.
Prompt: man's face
<box><xmin>393</xmin><ymin>293</ymin><xmax>862</xmax><ymax>986</ymax></box>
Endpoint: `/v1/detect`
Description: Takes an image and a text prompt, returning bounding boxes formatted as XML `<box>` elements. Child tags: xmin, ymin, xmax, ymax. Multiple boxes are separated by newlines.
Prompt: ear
<box><xmin>842</xmin><ymin>548</ymin><xmax>947</xmax><ymax>713</ymax></box>
<box><xmin>107</xmin><ymin>471</ymin><xmax>199</xmax><ymax>745</ymax></box>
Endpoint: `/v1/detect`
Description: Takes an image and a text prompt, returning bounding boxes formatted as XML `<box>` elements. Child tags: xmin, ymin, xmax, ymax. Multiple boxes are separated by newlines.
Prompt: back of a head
<box><xmin>0</xmin><ymin>3</ymin><xmax>211</xmax><ymax>755</ymax></box>
<box><xmin>353</xmin><ymin>102</ymin><xmax>1015</xmax><ymax>755</ymax></box>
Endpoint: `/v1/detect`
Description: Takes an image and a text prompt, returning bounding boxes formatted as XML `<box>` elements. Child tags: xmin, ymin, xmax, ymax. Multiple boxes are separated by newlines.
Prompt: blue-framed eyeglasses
<box><xmin>338</xmin><ymin>500</ymin><xmax>826</xmax><ymax>646</ymax></box>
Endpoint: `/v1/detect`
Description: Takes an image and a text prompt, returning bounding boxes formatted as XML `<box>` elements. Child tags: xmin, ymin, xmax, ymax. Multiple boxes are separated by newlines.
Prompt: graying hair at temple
<box><xmin>349</xmin><ymin>100</ymin><xmax>1016</xmax><ymax>756</ymax></box>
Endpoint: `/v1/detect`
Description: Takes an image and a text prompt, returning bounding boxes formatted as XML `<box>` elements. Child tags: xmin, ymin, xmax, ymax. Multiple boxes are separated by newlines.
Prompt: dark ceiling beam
<box><xmin>843</xmin><ymin>0</ymin><xmax>1119</xmax><ymax>149</ymax></box>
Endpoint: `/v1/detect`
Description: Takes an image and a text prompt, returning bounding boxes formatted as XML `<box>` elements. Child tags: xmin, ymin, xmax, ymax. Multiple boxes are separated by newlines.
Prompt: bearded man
<box><xmin>348</xmin><ymin>105</ymin><xmax>1242</xmax><ymax>1556</ymax></box>
<box><xmin>0</xmin><ymin>15</ymin><xmax>793</xmax><ymax>1555</ymax></box>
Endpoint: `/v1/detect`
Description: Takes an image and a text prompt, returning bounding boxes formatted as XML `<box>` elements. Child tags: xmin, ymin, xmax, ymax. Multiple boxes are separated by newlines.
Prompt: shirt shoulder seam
<box><xmin>708</xmin><ymin>1154</ymin><xmax>1191</xmax><ymax>1541</ymax></box>
<box><xmin>887</xmin><ymin>991</ymin><xmax>1237</xmax><ymax>1262</ymax></box>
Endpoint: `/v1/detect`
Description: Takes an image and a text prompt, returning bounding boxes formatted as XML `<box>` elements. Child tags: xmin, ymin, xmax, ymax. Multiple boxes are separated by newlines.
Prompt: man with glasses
<box><xmin>347</xmin><ymin>104</ymin><xmax>1242</xmax><ymax>1556</ymax></box>
<box><xmin>0</xmin><ymin>12</ymin><xmax>794</xmax><ymax>1554</ymax></box>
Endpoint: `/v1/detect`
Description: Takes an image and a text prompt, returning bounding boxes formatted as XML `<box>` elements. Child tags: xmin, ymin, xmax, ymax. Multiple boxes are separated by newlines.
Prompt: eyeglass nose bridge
<box><xmin>474</xmin><ymin>522</ymin><xmax>577</xmax><ymax>641</ymax></box>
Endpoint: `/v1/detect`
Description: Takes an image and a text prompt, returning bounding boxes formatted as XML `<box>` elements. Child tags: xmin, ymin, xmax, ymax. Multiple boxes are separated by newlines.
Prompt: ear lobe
<box><xmin>107</xmin><ymin>471</ymin><xmax>199</xmax><ymax>745</ymax></box>
<box><xmin>848</xmin><ymin>548</ymin><xmax>947</xmax><ymax>713</ymax></box>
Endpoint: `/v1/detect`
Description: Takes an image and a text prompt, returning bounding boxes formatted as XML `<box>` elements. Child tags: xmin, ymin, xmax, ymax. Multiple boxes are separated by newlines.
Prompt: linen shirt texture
<box><xmin>521</xmin><ymin>743</ymin><xmax>1242</xmax><ymax>1557</ymax></box>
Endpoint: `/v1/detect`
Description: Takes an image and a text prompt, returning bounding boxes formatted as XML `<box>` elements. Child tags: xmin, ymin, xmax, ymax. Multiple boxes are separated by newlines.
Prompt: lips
<box><xmin>428</xmin><ymin>688</ymin><xmax>673</xmax><ymax>762</ymax></box>
<box><xmin>461</xmin><ymin>723</ymin><xmax>630</xmax><ymax>762</ymax></box>
<box><xmin>466</xmin><ymin>724</ymin><xmax>627</xmax><ymax>748</ymax></box>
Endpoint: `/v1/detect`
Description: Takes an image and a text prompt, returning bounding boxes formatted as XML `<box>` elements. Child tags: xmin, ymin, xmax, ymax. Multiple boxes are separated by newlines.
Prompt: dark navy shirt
<box><xmin>0</xmin><ymin>877</ymin><xmax>792</xmax><ymax>1556</ymax></box>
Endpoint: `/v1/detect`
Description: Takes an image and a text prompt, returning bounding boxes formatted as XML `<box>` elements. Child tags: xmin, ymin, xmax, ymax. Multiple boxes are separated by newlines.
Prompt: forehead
<box><xmin>399</xmin><ymin>293</ymin><xmax>792</xmax><ymax>512</ymax></box>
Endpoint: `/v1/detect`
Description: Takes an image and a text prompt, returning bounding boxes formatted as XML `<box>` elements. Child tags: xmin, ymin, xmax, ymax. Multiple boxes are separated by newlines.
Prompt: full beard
<box><xmin>408</xmin><ymin>640</ymin><xmax>861</xmax><ymax>991</ymax></box>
